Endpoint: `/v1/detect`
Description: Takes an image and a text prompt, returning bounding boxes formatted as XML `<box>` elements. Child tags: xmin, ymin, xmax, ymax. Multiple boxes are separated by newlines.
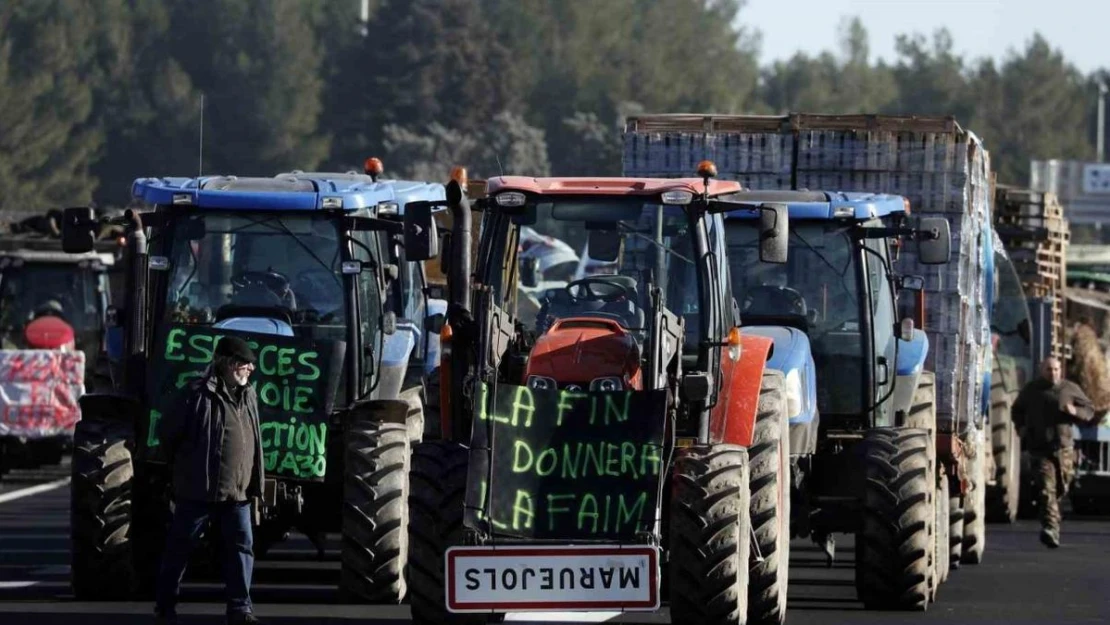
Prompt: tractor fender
<box><xmin>893</xmin><ymin>328</ymin><xmax>929</xmax><ymax>417</ymax></box>
<box><xmin>709</xmin><ymin>333</ymin><xmax>773</xmax><ymax>447</ymax></box>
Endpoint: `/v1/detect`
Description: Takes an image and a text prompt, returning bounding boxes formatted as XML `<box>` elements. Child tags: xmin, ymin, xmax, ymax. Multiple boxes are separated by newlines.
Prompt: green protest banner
<box><xmin>464</xmin><ymin>382</ymin><xmax>669</xmax><ymax>541</ymax></box>
<box><xmin>142</xmin><ymin>323</ymin><xmax>345</xmax><ymax>481</ymax></box>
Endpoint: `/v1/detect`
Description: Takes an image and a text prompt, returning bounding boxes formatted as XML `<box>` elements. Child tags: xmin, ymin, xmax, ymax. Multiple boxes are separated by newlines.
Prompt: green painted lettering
<box><xmin>296</xmin><ymin>352</ymin><xmax>321</xmax><ymax>381</ymax></box>
<box><xmin>535</xmin><ymin>447</ymin><xmax>557</xmax><ymax>476</ymax></box>
<box><xmin>286</xmin><ymin>418</ymin><xmax>296</xmax><ymax>448</ymax></box>
<box><xmin>583</xmin><ymin>442</ymin><xmax>604</xmax><ymax>477</ymax></box>
<box><xmin>259</xmin><ymin>422</ymin><xmax>277</xmax><ymax>449</ymax></box>
<box><xmin>617</xmin><ymin>492</ymin><xmax>648</xmax><ymax>529</ymax></box>
<box><xmin>605</xmin><ymin>443</ymin><xmax>621</xmax><ymax>477</ymax></box>
<box><xmin>577</xmin><ymin>493</ymin><xmax>599</xmax><ymax>533</ymax></box>
<box><xmin>546</xmin><ymin>494</ymin><xmax>575</xmax><ymax>531</ymax></box>
<box><xmin>259</xmin><ymin>382</ymin><xmax>281</xmax><ymax>407</ymax></box>
<box><xmin>603</xmin><ymin>393</ymin><xmax>631</xmax><ymax>425</ymax></box>
<box><xmin>292</xmin><ymin>386</ymin><xmax>313</xmax><ymax>414</ymax></box>
<box><xmin>309</xmin><ymin>423</ymin><xmax>326</xmax><ymax>456</ymax></box>
<box><xmin>264</xmin><ymin>450</ymin><xmax>278</xmax><ymax>471</ymax></box>
<box><xmin>512</xmin><ymin>440</ymin><xmax>534</xmax><ymax>473</ymax></box>
<box><xmin>147</xmin><ymin>410</ymin><xmax>161</xmax><ymax>447</ymax></box>
<box><xmin>187</xmin><ymin>333</ymin><xmax>214</xmax><ymax>364</ymax></box>
<box><xmin>511</xmin><ymin>385</ymin><xmax>535</xmax><ymax>427</ymax></box>
<box><xmin>277</xmin><ymin>348</ymin><xmax>296</xmax><ymax>376</ymax></box>
<box><xmin>164</xmin><ymin>328</ymin><xmax>187</xmax><ymax>361</ymax></box>
<box><xmin>640</xmin><ymin>444</ymin><xmax>662</xmax><ymax>477</ymax></box>
<box><xmin>511</xmin><ymin>490</ymin><xmax>534</xmax><ymax>530</ymax></box>
<box><xmin>278</xmin><ymin>451</ymin><xmax>299</xmax><ymax>475</ymax></box>
<box><xmin>294</xmin><ymin>423</ymin><xmax>311</xmax><ymax>451</ymax></box>
<box><xmin>257</xmin><ymin>345</ymin><xmax>279</xmax><ymax>376</ymax></box>
<box><xmin>555</xmin><ymin>391</ymin><xmax>586</xmax><ymax>426</ymax></box>
<box><xmin>620</xmin><ymin>442</ymin><xmax>639</xmax><ymax>478</ymax></box>
<box><xmin>560</xmin><ymin>443</ymin><xmax>581</xmax><ymax>479</ymax></box>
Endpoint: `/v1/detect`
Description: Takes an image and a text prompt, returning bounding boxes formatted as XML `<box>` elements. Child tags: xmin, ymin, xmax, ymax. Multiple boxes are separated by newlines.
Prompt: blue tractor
<box><xmin>275</xmin><ymin>158</ymin><xmax>449</xmax><ymax>438</ymax></box>
<box><xmin>60</xmin><ymin>175</ymin><xmax>439</xmax><ymax>603</ymax></box>
<box><xmin>721</xmin><ymin>190</ymin><xmax>954</xmax><ymax>610</ymax></box>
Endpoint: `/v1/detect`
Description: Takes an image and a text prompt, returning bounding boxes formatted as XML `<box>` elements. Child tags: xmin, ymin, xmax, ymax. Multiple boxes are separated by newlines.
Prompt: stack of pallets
<box><xmin>993</xmin><ymin>185</ymin><xmax>1069</xmax><ymax>359</ymax></box>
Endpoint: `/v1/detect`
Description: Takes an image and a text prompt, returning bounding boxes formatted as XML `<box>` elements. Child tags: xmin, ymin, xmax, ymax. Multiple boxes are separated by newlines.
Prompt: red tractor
<box><xmin>402</xmin><ymin>165</ymin><xmax>795</xmax><ymax>625</ymax></box>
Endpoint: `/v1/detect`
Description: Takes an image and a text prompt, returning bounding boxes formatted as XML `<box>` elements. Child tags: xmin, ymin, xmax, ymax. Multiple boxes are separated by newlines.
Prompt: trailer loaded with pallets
<box><xmin>622</xmin><ymin>112</ymin><xmax>993</xmax><ymax>608</ymax></box>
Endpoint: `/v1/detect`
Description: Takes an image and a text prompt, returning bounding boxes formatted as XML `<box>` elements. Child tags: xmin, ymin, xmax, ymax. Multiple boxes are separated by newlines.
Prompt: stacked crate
<box><xmin>622</xmin><ymin>113</ymin><xmax>994</xmax><ymax>431</ymax></box>
<box><xmin>993</xmin><ymin>185</ymin><xmax>1070</xmax><ymax>359</ymax></box>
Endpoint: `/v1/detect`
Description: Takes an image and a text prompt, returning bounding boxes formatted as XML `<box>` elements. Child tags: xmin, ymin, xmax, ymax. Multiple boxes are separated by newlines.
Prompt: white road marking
<box><xmin>0</xmin><ymin>581</ymin><xmax>39</xmax><ymax>589</ymax></box>
<box><xmin>0</xmin><ymin>477</ymin><xmax>70</xmax><ymax>505</ymax></box>
<box><xmin>505</xmin><ymin>613</ymin><xmax>622</xmax><ymax>622</ymax></box>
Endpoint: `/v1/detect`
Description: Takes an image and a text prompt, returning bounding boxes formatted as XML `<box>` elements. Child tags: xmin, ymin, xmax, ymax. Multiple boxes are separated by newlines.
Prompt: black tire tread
<box><xmin>70</xmin><ymin>416</ymin><xmax>135</xmax><ymax>600</ymax></box>
<box><xmin>340</xmin><ymin>420</ymin><xmax>410</xmax><ymax>603</ymax></box>
<box><xmin>855</xmin><ymin>428</ymin><xmax>932</xmax><ymax>611</ymax></box>
<box><xmin>407</xmin><ymin>441</ymin><xmax>489</xmax><ymax>625</ymax></box>
<box><xmin>986</xmin><ymin>392</ymin><xmax>1020</xmax><ymax>523</ymax></box>
<box><xmin>748</xmin><ymin>371</ymin><xmax>790</xmax><ymax>625</ymax></box>
<box><xmin>961</xmin><ymin>435</ymin><xmax>986</xmax><ymax>565</ymax></box>
<box><xmin>670</xmin><ymin>444</ymin><xmax>752</xmax><ymax>625</ymax></box>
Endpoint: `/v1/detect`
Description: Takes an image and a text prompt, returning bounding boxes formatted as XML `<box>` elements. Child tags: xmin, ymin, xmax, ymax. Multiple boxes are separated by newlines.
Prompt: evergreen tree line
<box><xmin>0</xmin><ymin>0</ymin><xmax>1104</xmax><ymax>214</ymax></box>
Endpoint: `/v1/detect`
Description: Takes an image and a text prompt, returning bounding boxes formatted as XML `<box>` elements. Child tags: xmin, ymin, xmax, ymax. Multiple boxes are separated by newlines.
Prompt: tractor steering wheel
<box><xmin>231</xmin><ymin>270</ymin><xmax>297</xmax><ymax>309</ymax></box>
<box><xmin>565</xmin><ymin>277</ymin><xmax>631</xmax><ymax>303</ymax></box>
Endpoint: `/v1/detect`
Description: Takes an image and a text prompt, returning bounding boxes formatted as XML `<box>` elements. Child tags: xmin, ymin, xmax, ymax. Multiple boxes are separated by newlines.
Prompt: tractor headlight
<box><xmin>528</xmin><ymin>375</ymin><xmax>557</xmax><ymax>391</ymax></box>
<box><xmin>784</xmin><ymin>369</ymin><xmax>803</xmax><ymax>418</ymax></box>
<box><xmin>590</xmin><ymin>376</ymin><xmax>623</xmax><ymax>392</ymax></box>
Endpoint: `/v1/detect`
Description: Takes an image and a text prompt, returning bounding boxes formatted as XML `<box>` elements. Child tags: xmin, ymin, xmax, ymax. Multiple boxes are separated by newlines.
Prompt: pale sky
<box><xmin>743</xmin><ymin>0</ymin><xmax>1107</xmax><ymax>75</ymax></box>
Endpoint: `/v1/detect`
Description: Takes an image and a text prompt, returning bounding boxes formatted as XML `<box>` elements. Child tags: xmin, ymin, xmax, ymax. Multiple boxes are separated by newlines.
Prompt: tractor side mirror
<box><xmin>402</xmin><ymin>201</ymin><xmax>440</xmax><ymax>261</ymax></box>
<box><xmin>61</xmin><ymin>207</ymin><xmax>97</xmax><ymax>254</ymax></box>
<box><xmin>759</xmin><ymin>203</ymin><xmax>789</xmax><ymax>264</ymax></box>
<box><xmin>521</xmin><ymin>256</ymin><xmax>540</xmax><ymax>288</ymax></box>
<box><xmin>897</xmin><ymin>275</ymin><xmax>925</xmax><ymax>292</ymax></box>
<box><xmin>917</xmin><ymin>217</ymin><xmax>951</xmax><ymax>265</ymax></box>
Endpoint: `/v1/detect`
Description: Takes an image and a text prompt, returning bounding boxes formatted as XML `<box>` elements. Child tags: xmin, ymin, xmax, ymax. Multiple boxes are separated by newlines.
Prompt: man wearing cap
<box><xmin>155</xmin><ymin>336</ymin><xmax>264</xmax><ymax>624</ymax></box>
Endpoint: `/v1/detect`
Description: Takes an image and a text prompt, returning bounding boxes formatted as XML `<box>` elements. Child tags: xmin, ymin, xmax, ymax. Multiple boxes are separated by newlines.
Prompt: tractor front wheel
<box><xmin>747</xmin><ymin>371</ymin><xmax>791</xmax><ymax>625</ymax></box>
<box><xmin>669</xmin><ymin>444</ymin><xmax>752</xmax><ymax>625</ymax></box>
<box><xmin>855</xmin><ymin>428</ymin><xmax>932</xmax><ymax>611</ymax></box>
<box><xmin>340</xmin><ymin>418</ymin><xmax>410</xmax><ymax>603</ymax></box>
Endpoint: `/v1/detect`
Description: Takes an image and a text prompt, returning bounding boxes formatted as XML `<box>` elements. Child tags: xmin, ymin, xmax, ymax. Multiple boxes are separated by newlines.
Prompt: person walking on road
<box><xmin>1011</xmin><ymin>356</ymin><xmax>1098</xmax><ymax>548</ymax></box>
<box><xmin>155</xmin><ymin>336</ymin><xmax>264</xmax><ymax>624</ymax></box>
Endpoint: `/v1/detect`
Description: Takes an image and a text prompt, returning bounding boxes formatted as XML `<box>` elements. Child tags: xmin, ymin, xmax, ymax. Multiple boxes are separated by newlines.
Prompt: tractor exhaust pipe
<box><xmin>446</xmin><ymin>174</ymin><xmax>472</xmax><ymax>316</ymax></box>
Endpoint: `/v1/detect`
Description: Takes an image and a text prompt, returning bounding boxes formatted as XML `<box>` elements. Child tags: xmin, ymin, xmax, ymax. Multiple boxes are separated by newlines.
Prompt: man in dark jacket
<box><xmin>1011</xmin><ymin>356</ymin><xmax>1098</xmax><ymax>548</ymax></box>
<box><xmin>155</xmin><ymin>336</ymin><xmax>265</xmax><ymax>624</ymax></box>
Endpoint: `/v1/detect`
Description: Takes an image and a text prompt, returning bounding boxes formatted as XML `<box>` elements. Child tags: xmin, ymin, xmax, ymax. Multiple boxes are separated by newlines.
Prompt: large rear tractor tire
<box><xmin>902</xmin><ymin>372</ymin><xmax>938</xmax><ymax>598</ymax></box>
<box><xmin>747</xmin><ymin>371</ymin><xmax>791</xmax><ymax>625</ymax></box>
<box><xmin>961</xmin><ymin>433</ymin><xmax>987</xmax><ymax>565</ymax></box>
<box><xmin>422</xmin><ymin>367</ymin><xmax>442</xmax><ymax>441</ymax></box>
<box><xmin>855</xmin><ymin>428</ymin><xmax>933</xmax><ymax>611</ymax></box>
<box><xmin>408</xmin><ymin>441</ymin><xmax>495</xmax><ymax>625</ymax></box>
<box><xmin>340</xmin><ymin>416</ymin><xmax>411</xmax><ymax>604</ymax></box>
<box><xmin>70</xmin><ymin>416</ymin><xmax>135</xmax><ymax>600</ymax></box>
<box><xmin>670</xmin><ymin>444</ymin><xmax>752</xmax><ymax>625</ymax></box>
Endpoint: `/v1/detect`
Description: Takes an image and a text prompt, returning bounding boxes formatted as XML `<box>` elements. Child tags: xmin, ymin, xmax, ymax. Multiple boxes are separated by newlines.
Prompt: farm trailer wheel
<box><xmin>340</xmin><ymin>401</ymin><xmax>414</xmax><ymax>604</ymax></box>
<box><xmin>670</xmin><ymin>444</ymin><xmax>752</xmax><ymax>625</ymax></box>
<box><xmin>854</xmin><ymin>428</ymin><xmax>933</xmax><ymax>611</ymax></box>
<box><xmin>747</xmin><ymin>371</ymin><xmax>791</xmax><ymax>625</ymax></box>
<box><xmin>961</xmin><ymin>434</ymin><xmax>987</xmax><ymax>565</ymax></box>
<box><xmin>935</xmin><ymin>472</ymin><xmax>950</xmax><ymax>586</ymax></box>
<box><xmin>70</xmin><ymin>415</ymin><xmax>135</xmax><ymax>600</ymax></box>
<box><xmin>407</xmin><ymin>440</ymin><xmax>501</xmax><ymax>625</ymax></box>
<box><xmin>948</xmin><ymin>494</ymin><xmax>963</xmax><ymax>570</ymax></box>
<box><xmin>986</xmin><ymin>404</ymin><xmax>1021</xmax><ymax>523</ymax></box>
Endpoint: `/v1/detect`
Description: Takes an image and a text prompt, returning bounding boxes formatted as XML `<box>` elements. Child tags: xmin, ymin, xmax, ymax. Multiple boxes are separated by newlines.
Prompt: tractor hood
<box><xmin>525</xmin><ymin>317</ymin><xmax>642</xmax><ymax>389</ymax></box>
<box><xmin>742</xmin><ymin>325</ymin><xmax>817</xmax><ymax>425</ymax></box>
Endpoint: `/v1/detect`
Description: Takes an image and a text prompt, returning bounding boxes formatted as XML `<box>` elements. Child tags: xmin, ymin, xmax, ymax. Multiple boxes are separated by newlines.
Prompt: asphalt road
<box><xmin>1</xmin><ymin>459</ymin><xmax>1107</xmax><ymax>625</ymax></box>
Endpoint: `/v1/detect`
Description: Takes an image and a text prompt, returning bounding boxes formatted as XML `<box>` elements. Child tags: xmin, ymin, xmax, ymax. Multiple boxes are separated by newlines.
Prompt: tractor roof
<box><xmin>131</xmin><ymin>175</ymin><xmax>444</xmax><ymax>213</ymax></box>
<box><xmin>485</xmin><ymin>176</ymin><xmax>743</xmax><ymax>198</ymax></box>
<box><xmin>719</xmin><ymin>190</ymin><xmax>909</xmax><ymax>221</ymax></box>
<box><xmin>273</xmin><ymin>171</ymin><xmax>446</xmax><ymax>215</ymax></box>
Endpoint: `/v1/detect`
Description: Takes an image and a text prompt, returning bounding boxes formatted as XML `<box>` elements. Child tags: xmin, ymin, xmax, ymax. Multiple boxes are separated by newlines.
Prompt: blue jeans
<box><xmin>155</xmin><ymin>499</ymin><xmax>254</xmax><ymax>616</ymax></box>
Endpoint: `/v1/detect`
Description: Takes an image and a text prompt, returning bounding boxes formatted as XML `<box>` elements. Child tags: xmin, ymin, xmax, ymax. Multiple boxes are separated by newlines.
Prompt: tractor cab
<box><xmin>275</xmin><ymin>157</ymin><xmax>449</xmax><ymax>387</ymax></box>
<box><xmin>722</xmin><ymin>190</ymin><xmax>951</xmax><ymax>429</ymax></box>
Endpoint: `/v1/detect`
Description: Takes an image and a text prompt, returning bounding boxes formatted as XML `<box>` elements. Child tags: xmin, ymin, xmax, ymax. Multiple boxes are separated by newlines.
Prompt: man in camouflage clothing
<box><xmin>1011</xmin><ymin>356</ymin><xmax>1098</xmax><ymax>548</ymax></box>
